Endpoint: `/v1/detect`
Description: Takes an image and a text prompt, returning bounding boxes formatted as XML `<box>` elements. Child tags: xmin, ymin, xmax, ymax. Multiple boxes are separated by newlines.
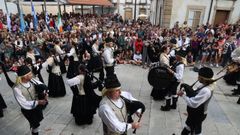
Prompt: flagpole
<box><xmin>4</xmin><ymin>0</ymin><xmax>11</xmax><ymax>32</ymax></box>
<box><xmin>3</xmin><ymin>0</ymin><xmax>8</xmax><ymax>14</ymax></box>
<box><xmin>44</xmin><ymin>0</ymin><xmax>47</xmax><ymax>15</ymax></box>
<box><xmin>58</xmin><ymin>0</ymin><xmax>60</xmax><ymax>15</ymax></box>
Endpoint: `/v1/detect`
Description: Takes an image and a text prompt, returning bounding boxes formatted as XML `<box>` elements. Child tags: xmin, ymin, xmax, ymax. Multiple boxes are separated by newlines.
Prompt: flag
<box><xmin>31</xmin><ymin>1</ymin><xmax>38</xmax><ymax>31</ymax></box>
<box><xmin>57</xmin><ymin>12</ymin><xmax>63</xmax><ymax>33</ymax></box>
<box><xmin>20</xmin><ymin>10</ymin><xmax>25</xmax><ymax>33</ymax></box>
<box><xmin>7</xmin><ymin>14</ymin><xmax>11</xmax><ymax>32</ymax></box>
<box><xmin>45</xmin><ymin>11</ymin><xmax>50</xmax><ymax>25</ymax></box>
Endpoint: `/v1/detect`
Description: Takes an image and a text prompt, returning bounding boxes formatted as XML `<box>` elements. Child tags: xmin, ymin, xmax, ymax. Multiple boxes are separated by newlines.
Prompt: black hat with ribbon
<box><xmin>17</xmin><ymin>65</ymin><xmax>31</xmax><ymax>77</ymax></box>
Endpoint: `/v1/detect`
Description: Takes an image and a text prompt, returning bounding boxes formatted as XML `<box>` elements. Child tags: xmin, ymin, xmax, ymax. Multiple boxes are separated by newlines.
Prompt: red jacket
<box><xmin>0</xmin><ymin>22</ymin><xmax>3</xmax><ymax>30</ymax></box>
<box><xmin>135</xmin><ymin>39</ymin><xmax>143</xmax><ymax>53</ymax></box>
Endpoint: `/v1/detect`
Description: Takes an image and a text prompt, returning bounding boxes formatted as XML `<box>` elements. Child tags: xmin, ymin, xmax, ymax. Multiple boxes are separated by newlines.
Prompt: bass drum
<box><xmin>148</xmin><ymin>63</ymin><xmax>173</xmax><ymax>89</ymax></box>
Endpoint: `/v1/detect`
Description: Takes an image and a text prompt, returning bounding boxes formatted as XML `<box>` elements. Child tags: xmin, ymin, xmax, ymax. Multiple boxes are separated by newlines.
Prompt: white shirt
<box><xmin>174</xmin><ymin>63</ymin><xmax>184</xmax><ymax>81</ymax></box>
<box><xmin>103</xmin><ymin>47</ymin><xmax>114</xmax><ymax>67</ymax></box>
<box><xmin>13</xmin><ymin>80</ymin><xmax>43</xmax><ymax>110</ymax></box>
<box><xmin>231</xmin><ymin>47</ymin><xmax>240</xmax><ymax>63</ymax></box>
<box><xmin>67</xmin><ymin>47</ymin><xmax>79</xmax><ymax>61</ymax></box>
<box><xmin>98</xmin><ymin>91</ymin><xmax>138</xmax><ymax>133</ymax></box>
<box><xmin>54</xmin><ymin>45</ymin><xmax>65</xmax><ymax>55</ymax></box>
<box><xmin>182</xmin><ymin>84</ymin><xmax>212</xmax><ymax>109</ymax></box>
<box><xmin>133</xmin><ymin>53</ymin><xmax>142</xmax><ymax>61</ymax></box>
<box><xmin>26</xmin><ymin>52</ymin><xmax>36</xmax><ymax>64</ymax></box>
<box><xmin>92</xmin><ymin>43</ymin><xmax>101</xmax><ymax>56</ymax></box>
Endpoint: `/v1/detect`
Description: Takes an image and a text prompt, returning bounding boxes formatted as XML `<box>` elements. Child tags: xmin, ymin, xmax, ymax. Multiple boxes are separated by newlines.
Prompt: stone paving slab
<box><xmin>0</xmin><ymin>65</ymin><xmax>240</xmax><ymax>135</ymax></box>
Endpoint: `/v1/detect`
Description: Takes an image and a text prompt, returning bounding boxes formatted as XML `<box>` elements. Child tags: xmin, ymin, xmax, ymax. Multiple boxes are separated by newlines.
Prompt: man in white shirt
<box><xmin>102</xmin><ymin>39</ymin><xmax>116</xmax><ymax>77</ymax></box>
<box><xmin>13</xmin><ymin>65</ymin><xmax>47</xmax><ymax>135</ymax></box>
<box><xmin>230</xmin><ymin>47</ymin><xmax>240</xmax><ymax>103</ymax></box>
<box><xmin>161</xmin><ymin>50</ymin><xmax>186</xmax><ymax>111</ymax></box>
<box><xmin>178</xmin><ymin>67</ymin><xmax>215</xmax><ymax>135</ymax></box>
<box><xmin>98</xmin><ymin>75</ymin><xmax>141</xmax><ymax>135</ymax></box>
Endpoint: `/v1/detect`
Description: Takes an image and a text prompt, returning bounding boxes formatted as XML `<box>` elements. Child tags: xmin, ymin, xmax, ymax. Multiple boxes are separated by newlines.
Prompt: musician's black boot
<box><xmin>0</xmin><ymin>109</ymin><xmax>3</xmax><ymax>118</ymax></box>
<box><xmin>161</xmin><ymin>99</ymin><xmax>171</xmax><ymax>111</ymax></box>
<box><xmin>232</xmin><ymin>85</ymin><xmax>240</xmax><ymax>95</ymax></box>
<box><xmin>171</xmin><ymin>97</ymin><xmax>178</xmax><ymax>109</ymax></box>
<box><xmin>181</xmin><ymin>128</ymin><xmax>191</xmax><ymax>135</ymax></box>
<box><xmin>31</xmin><ymin>132</ymin><xmax>38</xmax><ymax>135</ymax></box>
<box><xmin>237</xmin><ymin>97</ymin><xmax>240</xmax><ymax>104</ymax></box>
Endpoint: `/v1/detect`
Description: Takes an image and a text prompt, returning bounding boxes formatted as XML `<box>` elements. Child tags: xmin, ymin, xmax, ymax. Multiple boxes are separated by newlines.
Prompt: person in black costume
<box><xmin>0</xmin><ymin>61</ymin><xmax>13</xmax><ymax>117</ymax></box>
<box><xmin>66</xmin><ymin>42</ymin><xmax>79</xmax><ymax>79</ymax></box>
<box><xmin>230</xmin><ymin>47</ymin><xmax>240</xmax><ymax>103</ymax></box>
<box><xmin>66</xmin><ymin>64</ymin><xmax>102</xmax><ymax>125</ymax></box>
<box><xmin>42</xmin><ymin>49</ymin><xmax>66</xmax><ymax>97</ymax></box>
<box><xmin>178</xmin><ymin>67</ymin><xmax>215</xmax><ymax>135</ymax></box>
<box><xmin>161</xmin><ymin>51</ymin><xmax>186</xmax><ymax>111</ymax></box>
<box><xmin>0</xmin><ymin>67</ymin><xmax>7</xmax><ymax>117</ymax></box>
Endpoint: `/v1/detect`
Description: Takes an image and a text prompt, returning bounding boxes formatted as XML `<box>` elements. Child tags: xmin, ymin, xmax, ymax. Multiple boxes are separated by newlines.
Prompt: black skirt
<box><xmin>0</xmin><ymin>93</ymin><xmax>7</xmax><ymax>109</ymax></box>
<box><xmin>71</xmin><ymin>95</ymin><xmax>95</xmax><ymax>125</ymax></box>
<box><xmin>48</xmin><ymin>73</ymin><xmax>66</xmax><ymax>97</ymax></box>
<box><xmin>21</xmin><ymin>106</ymin><xmax>43</xmax><ymax>128</ymax></box>
<box><xmin>66</xmin><ymin>60</ymin><xmax>79</xmax><ymax>79</ymax></box>
<box><xmin>70</xmin><ymin>84</ymin><xmax>101</xmax><ymax>125</ymax></box>
<box><xmin>59</xmin><ymin>57</ymin><xmax>67</xmax><ymax>74</ymax></box>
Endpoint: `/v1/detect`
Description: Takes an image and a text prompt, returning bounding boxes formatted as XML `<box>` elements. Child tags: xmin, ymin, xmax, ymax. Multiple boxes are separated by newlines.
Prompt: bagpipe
<box><xmin>30</xmin><ymin>79</ymin><xmax>49</xmax><ymax>109</ymax></box>
<box><xmin>120</xmin><ymin>95</ymin><xmax>145</xmax><ymax>134</ymax></box>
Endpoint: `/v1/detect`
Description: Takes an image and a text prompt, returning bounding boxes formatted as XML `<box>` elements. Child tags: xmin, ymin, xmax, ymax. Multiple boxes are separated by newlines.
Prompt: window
<box><xmin>139</xmin><ymin>8</ymin><xmax>146</xmax><ymax>15</ymax></box>
<box><xmin>125</xmin><ymin>0</ymin><xmax>133</xmax><ymax>3</ymax></box>
<box><xmin>125</xmin><ymin>8</ymin><xmax>133</xmax><ymax>20</ymax></box>
<box><xmin>140</xmin><ymin>0</ymin><xmax>147</xmax><ymax>4</ymax></box>
<box><xmin>187</xmin><ymin>10</ymin><xmax>201</xmax><ymax>29</ymax></box>
<box><xmin>111</xmin><ymin>0</ymin><xmax>117</xmax><ymax>4</ymax></box>
<box><xmin>186</xmin><ymin>6</ymin><xmax>205</xmax><ymax>30</ymax></box>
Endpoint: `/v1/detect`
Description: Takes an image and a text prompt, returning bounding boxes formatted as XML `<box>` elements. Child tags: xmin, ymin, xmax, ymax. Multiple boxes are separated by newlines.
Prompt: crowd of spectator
<box><xmin>0</xmin><ymin>9</ymin><xmax>240</xmax><ymax>71</ymax></box>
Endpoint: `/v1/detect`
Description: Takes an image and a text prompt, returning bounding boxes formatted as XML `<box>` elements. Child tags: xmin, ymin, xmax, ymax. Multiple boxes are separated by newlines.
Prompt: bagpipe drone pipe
<box><xmin>180</xmin><ymin>71</ymin><xmax>236</xmax><ymax>98</ymax></box>
<box><xmin>30</xmin><ymin>79</ymin><xmax>49</xmax><ymax>109</ymax></box>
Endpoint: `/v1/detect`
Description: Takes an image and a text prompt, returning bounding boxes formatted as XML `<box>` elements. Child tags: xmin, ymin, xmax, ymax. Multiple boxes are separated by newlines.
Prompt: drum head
<box><xmin>148</xmin><ymin>66</ymin><xmax>172</xmax><ymax>88</ymax></box>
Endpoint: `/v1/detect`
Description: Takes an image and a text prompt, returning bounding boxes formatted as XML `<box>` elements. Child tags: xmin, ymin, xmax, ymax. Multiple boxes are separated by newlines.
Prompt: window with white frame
<box><xmin>186</xmin><ymin>7</ymin><xmax>204</xmax><ymax>30</ymax></box>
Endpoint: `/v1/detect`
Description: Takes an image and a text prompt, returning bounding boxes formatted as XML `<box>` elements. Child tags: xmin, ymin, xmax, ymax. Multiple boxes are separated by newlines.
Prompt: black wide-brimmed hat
<box><xmin>102</xmin><ymin>74</ymin><xmax>121</xmax><ymax>96</ymax></box>
<box><xmin>17</xmin><ymin>65</ymin><xmax>31</xmax><ymax>77</ymax></box>
<box><xmin>175</xmin><ymin>50</ymin><xmax>187</xmax><ymax>65</ymax></box>
<box><xmin>198</xmin><ymin>67</ymin><xmax>214</xmax><ymax>81</ymax></box>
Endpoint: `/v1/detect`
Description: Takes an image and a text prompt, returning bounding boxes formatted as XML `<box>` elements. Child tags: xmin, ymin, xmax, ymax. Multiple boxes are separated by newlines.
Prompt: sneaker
<box><xmin>216</xmin><ymin>64</ymin><xmax>219</xmax><ymax>67</ymax></box>
<box><xmin>210</xmin><ymin>63</ymin><xmax>213</xmax><ymax>67</ymax></box>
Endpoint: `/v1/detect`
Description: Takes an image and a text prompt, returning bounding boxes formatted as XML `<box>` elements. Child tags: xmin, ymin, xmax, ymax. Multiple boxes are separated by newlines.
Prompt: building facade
<box><xmin>151</xmin><ymin>0</ymin><xmax>240</xmax><ymax>28</ymax></box>
<box><xmin>110</xmin><ymin>0</ymin><xmax>151</xmax><ymax>20</ymax></box>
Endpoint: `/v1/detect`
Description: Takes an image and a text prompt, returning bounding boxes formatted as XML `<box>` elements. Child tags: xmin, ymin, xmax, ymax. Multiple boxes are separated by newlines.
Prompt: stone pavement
<box><xmin>0</xmin><ymin>64</ymin><xmax>240</xmax><ymax>135</ymax></box>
